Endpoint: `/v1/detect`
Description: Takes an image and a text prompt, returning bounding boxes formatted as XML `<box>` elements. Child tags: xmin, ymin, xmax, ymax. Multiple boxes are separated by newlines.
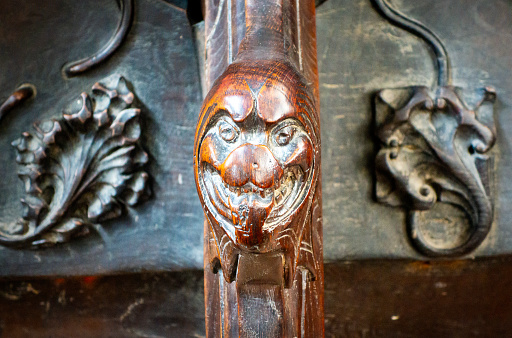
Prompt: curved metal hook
<box><xmin>63</xmin><ymin>0</ymin><xmax>134</xmax><ymax>77</ymax></box>
<box><xmin>0</xmin><ymin>84</ymin><xmax>36</xmax><ymax>121</ymax></box>
<box><xmin>372</xmin><ymin>0</ymin><xmax>451</xmax><ymax>87</ymax></box>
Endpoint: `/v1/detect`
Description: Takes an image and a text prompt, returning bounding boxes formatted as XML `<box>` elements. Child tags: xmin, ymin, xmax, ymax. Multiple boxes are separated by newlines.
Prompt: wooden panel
<box><xmin>318</xmin><ymin>0</ymin><xmax>512</xmax><ymax>260</ymax></box>
<box><xmin>0</xmin><ymin>0</ymin><xmax>204</xmax><ymax>276</ymax></box>
<box><xmin>1</xmin><ymin>258</ymin><xmax>512</xmax><ymax>336</ymax></box>
<box><xmin>0</xmin><ymin>0</ymin><xmax>512</xmax><ymax>277</ymax></box>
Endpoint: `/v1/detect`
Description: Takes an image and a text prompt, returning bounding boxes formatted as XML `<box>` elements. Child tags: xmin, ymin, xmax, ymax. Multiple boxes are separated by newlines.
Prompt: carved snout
<box><xmin>220</xmin><ymin>144</ymin><xmax>283</xmax><ymax>189</ymax></box>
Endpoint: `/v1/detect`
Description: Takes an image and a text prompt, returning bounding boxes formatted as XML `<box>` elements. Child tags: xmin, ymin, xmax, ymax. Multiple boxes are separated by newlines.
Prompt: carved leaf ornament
<box><xmin>375</xmin><ymin>86</ymin><xmax>496</xmax><ymax>257</ymax></box>
<box><xmin>372</xmin><ymin>0</ymin><xmax>497</xmax><ymax>257</ymax></box>
<box><xmin>1</xmin><ymin>75</ymin><xmax>149</xmax><ymax>247</ymax></box>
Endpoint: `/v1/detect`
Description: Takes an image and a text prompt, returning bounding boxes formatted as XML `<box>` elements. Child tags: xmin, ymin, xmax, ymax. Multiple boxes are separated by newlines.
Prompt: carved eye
<box><xmin>218</xmin><ymin>119</ymin><xmax>238</xmax><ymax>142</ymax></box>
<box><xmin>274</xmin><ymin>125</ymin><xmax>295</xmax><ymax>146</ymax></box>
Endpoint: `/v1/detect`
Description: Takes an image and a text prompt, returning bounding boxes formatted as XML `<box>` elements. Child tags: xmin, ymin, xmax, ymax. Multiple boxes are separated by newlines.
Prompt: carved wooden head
<box><xmin>194</xmin><ymin>60</ymin><xmax>319</xmax><ymax>258</ymax></box>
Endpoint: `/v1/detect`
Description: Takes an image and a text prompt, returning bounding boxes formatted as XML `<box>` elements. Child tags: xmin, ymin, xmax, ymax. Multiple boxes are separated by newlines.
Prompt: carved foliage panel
<box><xmin>375</xmin><ymin>86</ymin><xmax>496</xmax><ymax>257</ymax></box>
<box><xmin>1</xmin><ymin>75</ymin><xmax>149</xmax><ymax>247</ymax></box>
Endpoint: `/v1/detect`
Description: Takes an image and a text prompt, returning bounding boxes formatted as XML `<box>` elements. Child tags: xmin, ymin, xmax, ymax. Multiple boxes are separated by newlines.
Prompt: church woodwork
<box><xmin>0</xmin><ymin>75</ymin><xmax>149</xmax><ymax>247</ymax></box>
<box><xmin>63</xmin><ymin>0</ymin><xmax>134</xmax><ymax>77</ymax></box>
<box><xmin>0</xmin><ymin>84</ymin><xmax>36</xmax><ymax>122</ymax></box>
<box><xmin>194</xmin><ymin>0</ymin><xmax>324</xmax><ymax>336</ymax></box>
<box><xmin>372</xmin><ymin>0</ymin><xmax>497</xmax><ymax>257</ymax></box>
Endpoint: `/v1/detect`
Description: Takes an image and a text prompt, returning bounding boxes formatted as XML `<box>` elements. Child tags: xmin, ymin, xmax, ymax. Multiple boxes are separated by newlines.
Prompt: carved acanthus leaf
<box><xmin>2</xmin><ymin>74</ymin><xmax>149</xmax><ymax>247</ymax></box>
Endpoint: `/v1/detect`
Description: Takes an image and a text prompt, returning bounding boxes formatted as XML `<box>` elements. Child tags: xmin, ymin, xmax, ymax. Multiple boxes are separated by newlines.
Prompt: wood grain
<box><xmin>196</xmin><ymin>0</ymin><xmax>323</xmax><ymax>335</ymax></box>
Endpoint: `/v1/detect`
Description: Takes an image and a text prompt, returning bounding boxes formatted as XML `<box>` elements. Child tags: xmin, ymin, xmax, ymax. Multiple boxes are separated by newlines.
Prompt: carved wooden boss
<box><xmin>194</xmin><ymin>0</ymin><xmax>323</xmax><ymax>336</ymax></box>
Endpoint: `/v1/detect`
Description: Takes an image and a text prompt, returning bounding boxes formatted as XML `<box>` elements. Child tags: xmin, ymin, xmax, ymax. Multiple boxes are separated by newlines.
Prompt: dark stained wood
<box><xmin>316</xmin><ymin>0</ymin><xmax>512</xmax><ymax>260</ymax></box>
<box><xmin>0</xmin><ymin>0</ymin><xmax>205</xmax><ymax>276</ymax></box>
<box><xmin>370</xmin><ymin>0</ymin><xmax>497</xmax><ymax>258</ymax></box>
<box><xmin>0</xmin><ymin>270</ymin><xmax>206</xmax><ymax>338</ymax></box>
<box><xmin>0</xmin><ymin>0</ymin><xmax>512</xmax><ymax>278</ymax></box>
<box><xmin>374</xmin><ymin>85</ymin><xmax>496</xmax><ymax>257</ymax></box>
<box><xmin>0</xmin><ymin>1</ymin><xmax>510</xmax><ymax>336</ymax></box>
<box><xmin>0</xmin><ymin>85</ymin><xmax>36</xmax><ymax>122</ymax></box>
<box><xmin>2</xmin><ymin>259</ymin><xmax>512</xmax><ymax>337</ymax></box>
<box><xmin>1</xmin><ymin>75</ymin><xmax>149</xmax><ymax>247</ymax></box>
<box><xmin>63</xmin><ymin>0</ymin><xmax>134</xmax><ymax>77</ymax></box>
<box><xmin>196</xmin><ymin>0</ymin><xmax>323</xmax><ymax>335</ymax></box>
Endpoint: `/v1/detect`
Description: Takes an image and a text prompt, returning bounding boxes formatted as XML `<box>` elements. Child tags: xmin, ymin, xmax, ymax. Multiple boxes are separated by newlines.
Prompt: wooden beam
<box><xmin>195</xmin><ymin>0</ymin><xmax>323</xmax><ymax>336</ymax></box>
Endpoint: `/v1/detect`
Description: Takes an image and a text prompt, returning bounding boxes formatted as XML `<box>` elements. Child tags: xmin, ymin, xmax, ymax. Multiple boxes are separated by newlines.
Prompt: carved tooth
<box><xmin>260</xmin><ymin>190</ymin><xmax>265</xmax><ymax>198</ymax></box>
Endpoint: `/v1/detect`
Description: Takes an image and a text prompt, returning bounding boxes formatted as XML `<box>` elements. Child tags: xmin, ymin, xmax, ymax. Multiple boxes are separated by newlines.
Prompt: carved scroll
<box><xmin>63</xmin><ymin>0</ymin><xmax>134</xmax><ymax>77</ymax></box>
<box><xmin>0</xmin><ymin>84</ymin><xmax>36</xmax><ymax>122</ymax></box>
<box><xmin>195</xmin><ymin>0</ymin><xmax>323</xmax><ymax>336</ymax></box>
<box><xmin>373</xmin><ymin>0</ymin><xmax>497</xmax><ymax>257</ymax></box>
<box><xmin>0</xmin><ymin>74</ymin><xmax>149</xmax><ymax>247</ymax></box>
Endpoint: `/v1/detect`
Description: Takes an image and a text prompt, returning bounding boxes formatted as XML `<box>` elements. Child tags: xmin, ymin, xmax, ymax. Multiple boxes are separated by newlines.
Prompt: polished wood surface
<box><xmin>195</xmin><ymin>0</ymin><xmax>323</xmax><ymax>335</ymax></box>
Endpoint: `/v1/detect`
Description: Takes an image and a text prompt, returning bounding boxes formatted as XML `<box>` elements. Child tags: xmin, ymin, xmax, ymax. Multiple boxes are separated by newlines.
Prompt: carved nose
<box><xmin>221</xmin><ymin>144</ymin><xmax>283</xmax><ymax>189</ymax></box>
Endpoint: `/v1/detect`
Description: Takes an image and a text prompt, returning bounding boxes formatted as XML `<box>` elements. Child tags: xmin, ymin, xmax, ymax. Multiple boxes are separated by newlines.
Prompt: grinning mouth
<box><xmin>202</xmin><ymin>163</ymin><xmax>307</xmax><ymax>235</ymax></box>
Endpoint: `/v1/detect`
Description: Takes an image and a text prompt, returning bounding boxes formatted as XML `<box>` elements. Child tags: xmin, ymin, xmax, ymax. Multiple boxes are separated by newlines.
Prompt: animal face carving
<box><xmin>195</xmin><ymin>61</ymin><xmax>319</xmax><ymax>253</ymax></box>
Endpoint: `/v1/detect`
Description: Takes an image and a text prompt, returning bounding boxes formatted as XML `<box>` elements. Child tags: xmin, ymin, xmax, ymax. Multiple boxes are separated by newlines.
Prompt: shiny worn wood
<box><xmin>0</xmin><ymin>85</ymin><xmax>36</xmax><ymax>122</ymax></box>
<box><xmin>0</xmin><ymin>1</ymin><xmax>511</xmax><ymax>335</ymax></box>
<box><xmin>195</xmin><ymin>0</ymin><xmax>323</xmax><ymax>336</ymax></box>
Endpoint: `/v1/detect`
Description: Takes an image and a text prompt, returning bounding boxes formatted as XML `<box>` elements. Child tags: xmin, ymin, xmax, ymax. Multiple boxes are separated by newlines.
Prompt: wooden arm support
<box><xmin>194</xmin><ymin>0</ymin><xmax>324</xmax><ymax>336</ymax></box>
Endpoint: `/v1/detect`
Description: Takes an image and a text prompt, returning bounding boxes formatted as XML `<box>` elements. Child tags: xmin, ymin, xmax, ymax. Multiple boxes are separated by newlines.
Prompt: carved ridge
<box><xmin>0</xmin><ymin>84</ymin><xmax>36</xmax><ymax>122</ymax></box>
<box><xmin>199</xmin><ymin>0</ymin><xmax>324</xmax><ymax>335</ymax></box>
<box><xmin>63</xmin><ymin>0</ymin><xmax>134</xmax><ymax>77</ymax></box>
<box><xmin>372</xmin><ymin>0</ymin><xmax>450</xmax><ymax>87</ymax></box>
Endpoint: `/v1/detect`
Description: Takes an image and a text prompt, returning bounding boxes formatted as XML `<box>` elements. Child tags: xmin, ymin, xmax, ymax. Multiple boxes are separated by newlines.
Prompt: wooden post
<box><xmin>194</xmin><ymin>0</ymin><xmax>323</xmax><ymax>336</ymax></box>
